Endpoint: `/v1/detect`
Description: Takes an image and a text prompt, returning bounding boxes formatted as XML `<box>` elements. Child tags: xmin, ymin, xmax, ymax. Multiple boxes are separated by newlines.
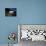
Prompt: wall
<box><xmin>0</xmin><ymin>0</ymin><xmax>46</xmax><ymax>45</ymax></box>
<box><xmin>0</xmin><ymin>0</ymin><xmax>20</xmax><ymax>44</ymax></box>
<box><xmin>19</xmin><ymin>0</ymin><xmax>46</xmax><ymax>24</ymax></box>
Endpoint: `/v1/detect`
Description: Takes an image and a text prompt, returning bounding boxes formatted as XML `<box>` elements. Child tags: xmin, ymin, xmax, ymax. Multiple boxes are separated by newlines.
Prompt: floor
<box><xmin>0</xmin><ymin>44</ymin><xmax>18</xmax><ymax>46</ymax></box>
<box><xmin>0</xmin><ymin>40</ymin><xmax>46</xmax><ymax>46</ymax></box>
<box><xmin>19</xmin><ymin>39</ymin><xmax>46</xmax><ymax>46</ymax></box>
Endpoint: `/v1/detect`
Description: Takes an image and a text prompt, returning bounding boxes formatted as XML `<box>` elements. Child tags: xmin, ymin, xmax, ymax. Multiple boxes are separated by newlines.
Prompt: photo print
<box><xmin>5</xmin><ymin>8</ymin><xmax>17</xmax><ymax>16</ymax></box>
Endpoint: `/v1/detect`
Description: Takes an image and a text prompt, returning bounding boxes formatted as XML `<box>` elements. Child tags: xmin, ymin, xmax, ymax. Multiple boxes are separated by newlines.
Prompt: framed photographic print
<box><xmin>5</xmin><ymin>8</ymin><xmax>17</xmax><ymax>16</ymax></box>
<box><xmin>18</xmin><ymin>24</ymin><xmax>46</xmax><ymax>41</ymax></box>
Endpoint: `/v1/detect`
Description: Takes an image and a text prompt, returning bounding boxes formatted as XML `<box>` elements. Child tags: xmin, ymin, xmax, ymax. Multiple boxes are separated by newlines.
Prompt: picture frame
<box><xmin>5</xmin><ymin>8</ymin><xmax>17</xmax><ymax>16</ymax></box>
